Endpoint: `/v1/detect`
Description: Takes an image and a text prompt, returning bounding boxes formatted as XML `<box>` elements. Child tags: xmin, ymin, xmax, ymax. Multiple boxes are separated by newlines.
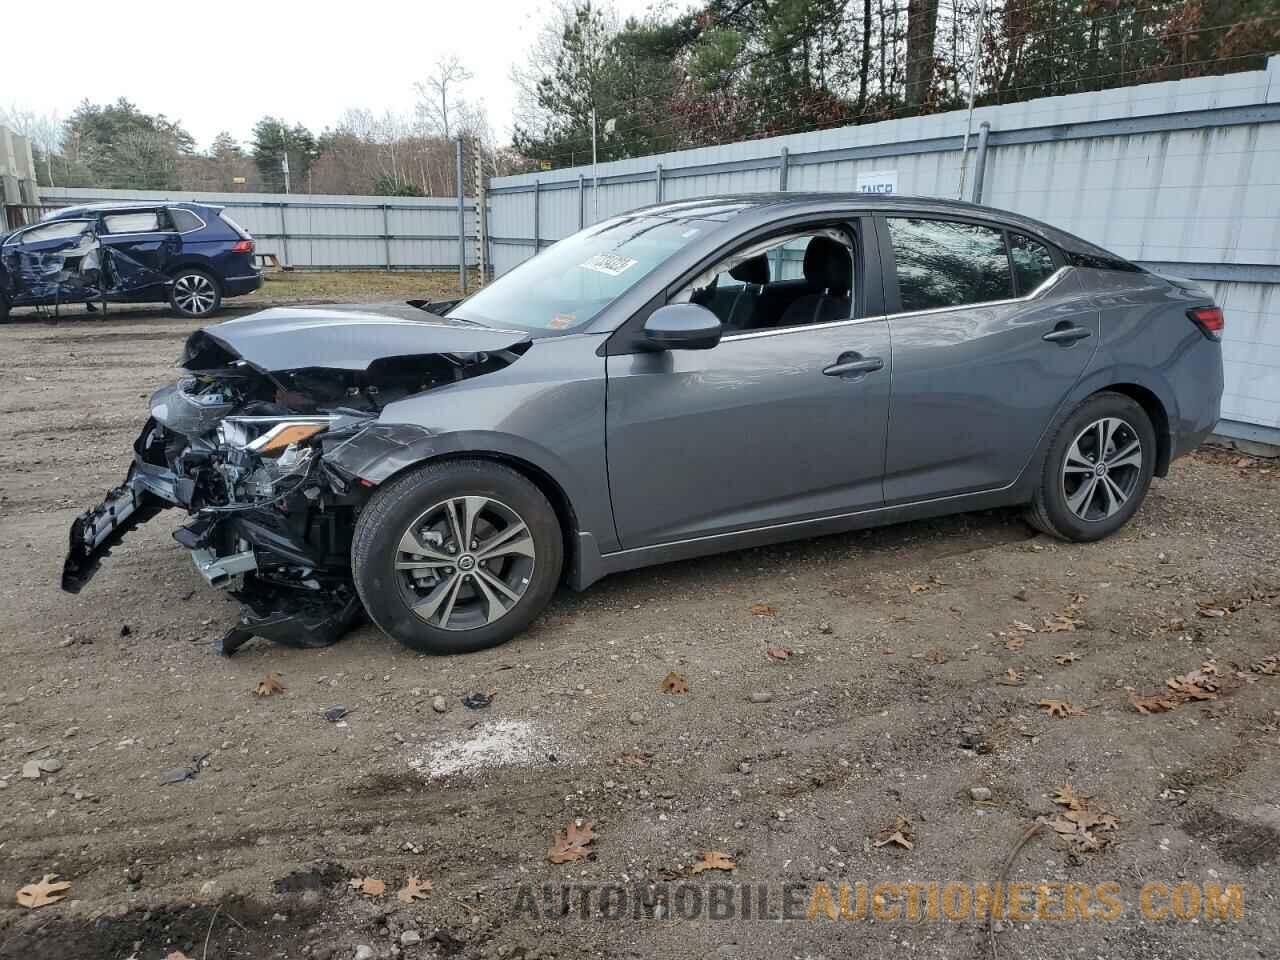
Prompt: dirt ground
<box><xmin>1</xmin><ymin>294</ymin><xmax>1278</xmax><ymax>960</ymax></box>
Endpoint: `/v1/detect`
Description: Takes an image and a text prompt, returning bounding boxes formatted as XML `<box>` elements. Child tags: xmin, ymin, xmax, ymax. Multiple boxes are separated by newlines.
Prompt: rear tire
<box><xmin>168</xmin><ymin>268</ymin><xmax>222</xmax><ymax>318</ymax></box>
<box><xmin>1027</xmin><ymin>391</ymin><xmax>1156</xmax><ymax>542</ymax></box>
<box><xmin>351</xmin><ymin>459</ymin><xmax>563</xmax><ymax>655</ymax></box>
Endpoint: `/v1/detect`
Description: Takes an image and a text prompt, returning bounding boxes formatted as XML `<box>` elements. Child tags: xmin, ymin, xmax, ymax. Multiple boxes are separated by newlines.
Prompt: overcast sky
<box><xmin>5</xmin><ymin>0</ymin><xmax>661</xmax><ymax>150</ymax></box>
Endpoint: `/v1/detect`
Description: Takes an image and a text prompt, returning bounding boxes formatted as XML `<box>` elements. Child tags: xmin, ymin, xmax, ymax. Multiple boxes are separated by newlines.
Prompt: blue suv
<box><xmin>0</xmin><ymin>201</ymin><xmax>261</xmax><ymax>321</ymax></box>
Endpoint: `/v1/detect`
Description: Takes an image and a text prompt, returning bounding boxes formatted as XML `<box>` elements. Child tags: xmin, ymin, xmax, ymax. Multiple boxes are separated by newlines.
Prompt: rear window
<box><xmin>170</xmin><ymin>208</ymin><xmax>204</xmax><ymax>232</ymax></box>
<box><xmin>218</xmin><ymin>211</ymin><xmax>252</xmax><ymax>239</ymax></box>
<box><xmin>102</xmin><ymin>211</ymin><xmax>162</xmax><ymax>233</ymax></box>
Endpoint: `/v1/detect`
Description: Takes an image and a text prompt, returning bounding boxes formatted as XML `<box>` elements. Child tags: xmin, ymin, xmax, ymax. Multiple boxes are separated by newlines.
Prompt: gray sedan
<box><xmin>62</xmin><ymin>194</ymin><xmax>1224</xmax><ymax>656</ymax></box>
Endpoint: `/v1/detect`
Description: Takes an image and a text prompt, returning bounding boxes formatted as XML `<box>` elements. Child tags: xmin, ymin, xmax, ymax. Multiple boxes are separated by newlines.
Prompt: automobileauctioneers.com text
<box><xmin>513</xmin><ymin>880</ymin><xmax>1244</xmax><ymax>922</ymax></box>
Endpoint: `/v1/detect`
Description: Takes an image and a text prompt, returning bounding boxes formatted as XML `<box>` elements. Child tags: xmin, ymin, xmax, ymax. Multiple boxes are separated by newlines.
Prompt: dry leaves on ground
<box><xmin>616</xmin><ymin>750</ymin><xmax>654</xmax><ymax>768</ymax></box>
<box><xmin>1128</xmin><ymin>691</ymin><xmax>1180</xmax><ymax>714</ymax></box>
<box><xmin>998</xmin><ymin>668</ymin><xmax>1025</xmax><ymax>686</ymax></box>
<box><xmin>349</xmin><ymin>877</ymin><xmax>386</xmax><ymax>897</ymax></box>
<box><xmin>766</xmin><ymin>645</ymin><xmax>792</xmax><ymax>661</ymax></box>
<box><xmin>15</xmin><ymin>875</ymin><xmax>70</xmax><ymax>909</ymax></box>
<box><xmin>908</xmin><ymin>582</ymin><xmax>931</xmax><ymax>594</ymax></box>
<box><xmin>1042</xmin><ymin>614</ymin><xmax>1083</xmax><ymax>633</ymax></box>
<box><xmin>873</xmin><ymin>816</ymin><xmax>914</xmax><ymax>850</ymax></box>
<box><xmin>1054</xmin><ymin>652</ymin><xmax>1080</xmax><ymax>665</ymax></box>
<box><xmin>690</xmin><ymin>851</ymin><xmax>737</xmax><ymax>874</ymax></box>
<box><xmin>925</xmin><ymin>648</ymin><xmax>948</xmax><ymax>665</ymax></box>
<box><xmin>1039</xmin><ymin>699</ymin><xmax>1085</xmax><ymax>718</ymax></box>
<box><xmin>660</xmin><ymin>671</ymin><xmax>689</xmax><ymax>694</ymax></box>
<box><xmin>1122</xmin><ymin>654</ymin><xmax>1280</xmax><ymax>714</ymax></box>
<box><xmin>398</xmin><ymin>876</ymin><xmax>432</xmax><ymax>902</ymax></box>
<box><xmin>548</xmin><ymin>820</ymin><xmax>597</xmax><ymax>864</ymax></box>
<box><xmin>1039</xmin><ymin>781</ymin><xmax>1119</xmax><ymax>852</ymax></box>
<box><xmin>749</xmin><ymin>603</ymin><xmax>777</xmax><ymax>617</ymax></box>
<box><xmin>254</xmin><ymin>673</ymin><xmax>285</xmax><ymax>697</ymax></box>
<box><xmin>1004</xmin><ymin>635</ymin><xmax>1026</xmax><ymax>650</ymax></box>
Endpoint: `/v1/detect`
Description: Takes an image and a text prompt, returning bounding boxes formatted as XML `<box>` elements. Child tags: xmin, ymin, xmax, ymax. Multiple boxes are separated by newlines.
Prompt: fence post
<box><xmin>779</xmin><ymin>147</ymin><xmax>789</xmax><ymax>191</ymax></box>
<box><xmin>971</xmin><ymin>122</ymin><xmax>991</xmax><ymax>205</ymax></box>
<box><xmin>655</xmin><ymin>163</ymin><xmax>663</xmax><ymax>202</ymax></box>
<box><xmin>455</xmin><ymin>138</ymin><xmax>467</xmax><ymax>296</ymax></box>
<box><xmin>577</xmin><ymin>175</ymin><xmax>585</xmax><ymax>228</ymax></box>
<box><xmin>532</xmin><ymin>180</ymin><xmax>541</xmax><ymax>253</ymax></box>
<box><xmin>277</xmin><ymin>203</ymin><xmax>290</xmax><ymax>267</ymax></box>
<box><xmin>381</xmin><ymin>204</ymin><xmax>391</xmax><ymax>272</ymax></box>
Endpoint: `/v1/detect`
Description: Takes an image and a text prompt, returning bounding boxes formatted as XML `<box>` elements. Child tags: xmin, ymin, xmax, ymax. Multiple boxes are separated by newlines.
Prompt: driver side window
<box><xmin>677</xmin><ymin>229</ymin><xmax>857</xmax><ymax>334</ymax></box>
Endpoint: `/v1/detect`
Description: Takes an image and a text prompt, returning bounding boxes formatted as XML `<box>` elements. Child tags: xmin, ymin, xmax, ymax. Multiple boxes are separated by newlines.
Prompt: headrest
<box><xmin>729</xmin><ymin>254</ymin><xmax>769</xmax><ymax>286</ymax></box>
<box><xmin>803</xmin><ymin>236</ymin><xmax>852</xmax><ymax>292</ymax></box>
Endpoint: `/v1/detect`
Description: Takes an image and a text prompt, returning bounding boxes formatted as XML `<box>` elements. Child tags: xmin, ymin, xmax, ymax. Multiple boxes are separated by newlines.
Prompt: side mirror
<box><xmin>642</xmin><ymin>303</ymin><xmax>723</xmax><ymax>351</ymax></box>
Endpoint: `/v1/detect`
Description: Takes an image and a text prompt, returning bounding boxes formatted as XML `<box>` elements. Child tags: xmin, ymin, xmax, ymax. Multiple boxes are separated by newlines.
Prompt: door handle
<box><xmin>823</xmin><ymin>354</ymin><xmax>884</xmax><ymax>378</ymax></box>
<box><xmin>1042</xmin><ymin>324</ymin><xmax>1092</xmax><ymax>344</ymax></box>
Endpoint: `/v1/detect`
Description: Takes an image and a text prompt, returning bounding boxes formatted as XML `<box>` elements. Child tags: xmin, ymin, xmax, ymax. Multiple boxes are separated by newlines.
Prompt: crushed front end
<box><xmin>61</xmin><ymin>306</ymin><xmax>531</xmax><ymax>654</ymax></box>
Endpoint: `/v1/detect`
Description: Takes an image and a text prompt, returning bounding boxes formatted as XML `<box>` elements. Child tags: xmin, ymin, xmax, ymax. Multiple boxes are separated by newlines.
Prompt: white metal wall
<box><xmin>37</xmin><ymin>186</ymin><xmax>478</xmax><ymax>270</ymax></box>
<box><xmin>488</xmin><ymin>58</ymin><xmax>1280</xmax><ymax>438</ymax></box>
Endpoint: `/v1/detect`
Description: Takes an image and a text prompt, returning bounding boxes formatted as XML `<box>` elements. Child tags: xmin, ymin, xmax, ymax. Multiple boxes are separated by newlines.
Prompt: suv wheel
<box><xmin>1027</xmin><ymin>391</ymin><xmax>1156</xmax><ymax>542</ymax></box>
<box><xmin>169</xmin><ymin>269</ymin><xmax>222</xmax><ymax>318</ymax></box>
<box><xmin>351</xmin><ymin>459</ymin><xmax>563</xmax><ymax>655</ymax></box>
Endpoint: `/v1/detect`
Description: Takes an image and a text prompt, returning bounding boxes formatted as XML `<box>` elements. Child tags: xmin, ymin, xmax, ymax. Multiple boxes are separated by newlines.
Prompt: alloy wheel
<box><xmin>1061</xmin><ymin>417</ymin><xmax>1143</xmax><ymax>522</ymax></box>
<box><xmin>395</xmin><ymin>496</ymin><xmax>536</xmax><ymax>631</ymax></box>
<box><xmin>173</xmin><ymin>274</ymin><xmax>217</xmax><ymax>315</ymax></box>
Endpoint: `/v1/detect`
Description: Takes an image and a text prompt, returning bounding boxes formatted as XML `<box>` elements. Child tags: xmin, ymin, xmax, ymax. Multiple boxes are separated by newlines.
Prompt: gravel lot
<box><xmin>1</xmin><ymin>299</ymin><xmax>1278</xmax><ymax>960</ymax></box>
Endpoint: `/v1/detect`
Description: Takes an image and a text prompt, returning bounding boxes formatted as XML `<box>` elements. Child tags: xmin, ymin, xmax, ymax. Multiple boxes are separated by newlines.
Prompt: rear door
<box><xmin>98</xmin><ymin>208</ymin><xmax>180</xmax><ymax>296</ymax></box>
<box><xmin>878</xmin><ymin>215</ymin><xmax>1099</xmax><ymax>503</ymax></box>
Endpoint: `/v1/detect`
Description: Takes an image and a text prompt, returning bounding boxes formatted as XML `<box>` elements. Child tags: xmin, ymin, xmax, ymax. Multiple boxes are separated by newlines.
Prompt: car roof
<box><xmin>42</xmin><ymin>200</ymin><xmax>217</xmax><ymax>222</ymax></box>
<box><xmin>630</xmin><ymin>192</ymin><xmax>1122</xmax><ymax>262</ymax></box>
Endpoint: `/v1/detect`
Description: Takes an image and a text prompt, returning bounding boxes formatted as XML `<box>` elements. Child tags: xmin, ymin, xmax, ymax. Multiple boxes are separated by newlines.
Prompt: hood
<box><xmin>182</xmin><ymin>304</ymin><xmax>531</xmax><ymax>373</ymax></box>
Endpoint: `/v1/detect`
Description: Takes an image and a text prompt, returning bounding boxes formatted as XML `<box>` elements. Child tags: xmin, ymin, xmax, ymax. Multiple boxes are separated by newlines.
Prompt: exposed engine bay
<box><xmin>61</xmin><ymin>304</ymin><xmax>530</xmax><ymax>654</ymax></box>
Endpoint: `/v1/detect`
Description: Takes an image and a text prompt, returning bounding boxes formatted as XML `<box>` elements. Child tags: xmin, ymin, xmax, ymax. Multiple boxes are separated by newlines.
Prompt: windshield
<box><xmin>448</xmin><ymin>214</ymin><xmax>707</xmax><ymax>333</ymax></box>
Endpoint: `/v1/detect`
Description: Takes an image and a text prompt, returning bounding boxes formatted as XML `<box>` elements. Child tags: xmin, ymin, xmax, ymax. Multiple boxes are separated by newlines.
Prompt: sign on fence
<box><xmin>856</xmin><ymin>170</ymin><xmax>898</xmax><ymax>194</ymax></box>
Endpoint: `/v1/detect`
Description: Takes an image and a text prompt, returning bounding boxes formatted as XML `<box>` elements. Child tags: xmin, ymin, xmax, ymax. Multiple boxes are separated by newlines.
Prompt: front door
<box><xmin>878</xmin><ymin>215</ymin><xmax>1099</xmax><ymax>503</ymax></box>
<box><xmin>0</xmin><ymin>219</ymin><xmax>102</xmax><ymax>305</ymax></box>
<box><xmin>605</xmin><ymin>224</ymin><xmax>892</xmax><ymax>549</ymax></box>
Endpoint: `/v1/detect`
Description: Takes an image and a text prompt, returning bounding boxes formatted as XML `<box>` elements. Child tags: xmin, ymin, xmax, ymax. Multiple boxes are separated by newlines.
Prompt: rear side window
<box><xmin>169</xmin><ymin>208</ymin><xmax>204</xmax><ymax>232</ymax></box>
<box><xmin>103</xmin><ymin>211</ymin><xmax>161</xmax><ymax>233</ymax></box>
<box><xmin>1009</xmin><ymin>232</ymin><xmax>1057</xmax><ymax>294</ymax></box>
<box><xmin>887</xmin><ymin>218</ymin><xmax>1013</xmax><ymax>312</ymax></box>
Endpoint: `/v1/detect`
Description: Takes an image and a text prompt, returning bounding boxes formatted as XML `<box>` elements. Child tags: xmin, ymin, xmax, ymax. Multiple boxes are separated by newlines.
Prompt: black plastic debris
<box><xmin>119</xmin><ymin>624</ymin><xmax>131</xmax><ymax>638</ymax></box>
<box><xmin>323</xmin><ymin>705</ymin><xmax>349</xmax><ymax>722</ymax></box>
<box><xmin>462</xmin><ymin>692</ymin><xmax>493</xmax><ymax>710</ymax></box>
<box><xmin>158</xmin><ymin>752</ymin><xmax>209</xmax><ymax>784</ymax></box>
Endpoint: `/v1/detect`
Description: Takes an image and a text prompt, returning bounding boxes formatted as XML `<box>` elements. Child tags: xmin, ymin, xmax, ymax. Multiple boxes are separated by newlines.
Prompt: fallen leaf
<box><xmin>925</xmin><ymin>648</ymin><xmax>948</xmax><ymax>665</ymax></box>
<box><xmin>1039</xmin><ymin>699</ymin><xmax>1085</xmax><ymax>718</ymax></box>
<box><xmin>750</xmin><ymin>603</ymin><xmax>777</xmax><ymax>617</ymax></box>
<box><xmin>690</xmin><ymin>851</ymin><xmax>737</xmax><ymax>874</ymax></box>
<box><xmin>349</xmin><ymin>877</ymin><xmax>386</xmax><ymax>897</ymax></box>
<box><xmin>1042</xmin><ymin>614</ymin><xmax>1082</xmax><ymax>633</ymax></box>
<box><xmin>1253</xmin><ymin>656</ymin><xmax>1280</xmax><ymax>676</ymax></box>
<box><xmin>1198</xmin><ymin>607</ymin><xmax>1227</xmax><ymax>619</ymax></box>
<box><xmin>660</xmin><ymin>671</ymin><xmax>689</xmax><ymax>694</ymax></box>
<box><xmin>908</xmin><ymin>582</ymin><xmax>930</xmax><ymax>594</ymax></box>
<box><xmin>765</xmin><ymin>645</ymin><xmax>792</xmax><ymax>661</ymax></box>
<box><xmin>1004</xmin><ymin>635</ymin><xmax>1026</xmax><ymax>651</ymax></box>
<box><xmin>1129</xmin><ymin>691</ymin><xmax>1180</xmax><ymax>714</ymax></box>
<box><xmin>617</xmin><ymin>750</ymin><xmax>653</xmax><ymax>767</ymax></box>
<box><xmin>397</xmin><ymin>876</ymin><xmax>432</xmax><ymax>902</ymax></box>
<box><xmin>998</xmin><ymin>668</ymin><xmax>1025</xmax><ymax>686</ymax></box>
<box><xmin>873</xmin><ymin>815</ymin><xmax>914</xmax><ymax>850</ymax></box>
<box><xmin>15</xmin><ymin>875</ymin><xmax>71</xmax><ymax>909</ymax></box>
<box><xmin>548</xmin><ymin>820</ymin><xmax>597</xmax><ymax>863</ymax></box>
<box><xmin>255</xmin><ymin>673</ymin><xmax>285</xmax><ymax>697</ymax></box>
<box><xmin>1012</xmin><ymin>620</ymin><xmax>1037</xmax><ymax>634</ymax></box>
<box><xmin>1054</xmin><ymin>652</ymin><xmax>1080</xmax><ymax>665</ymax></box>
<box><xmin>1052</xmin><ymin>782</ymin><xmax>1089</xmax><ymax>810</ymax></box>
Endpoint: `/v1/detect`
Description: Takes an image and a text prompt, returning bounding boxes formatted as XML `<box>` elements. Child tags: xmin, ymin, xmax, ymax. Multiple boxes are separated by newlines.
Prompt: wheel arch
<box><xmin>165</xmin><ymin>258</ymin><xmax>222</xmax><ymax>290</ymax></box>
<box><xmin>1100</xmin><ymin>382</ymin><xmax>1172</xmax><ymax>477</ymax></box>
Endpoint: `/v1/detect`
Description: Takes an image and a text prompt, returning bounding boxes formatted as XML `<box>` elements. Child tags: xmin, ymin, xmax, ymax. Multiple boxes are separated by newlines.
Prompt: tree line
<box><xmin>3</xmin><ymin>0</ymin><xmax>1275</xmax><ymax>196</ymax></box>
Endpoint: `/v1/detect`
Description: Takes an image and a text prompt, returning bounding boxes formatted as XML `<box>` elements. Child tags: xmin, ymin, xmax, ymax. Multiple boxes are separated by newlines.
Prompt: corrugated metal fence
<box><xmin>486</xmin><ymin>56</ymin><xmax>1280</xmax><ymax>443</ymax></box>
<box><xmin>36</xmin><ymin>186</ymin><xmax>478</xmax><ymax>271</ymax></box>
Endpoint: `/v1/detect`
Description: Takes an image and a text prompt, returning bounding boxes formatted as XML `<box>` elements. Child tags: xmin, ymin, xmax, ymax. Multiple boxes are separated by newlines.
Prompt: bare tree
<box><xmin>415</xmin><ymin>55</ymin><xmax>475</xmax><ymax>141</ymax></box>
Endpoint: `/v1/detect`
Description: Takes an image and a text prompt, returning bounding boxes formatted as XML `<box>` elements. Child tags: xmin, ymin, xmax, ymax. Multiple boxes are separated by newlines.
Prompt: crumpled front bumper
<box><xmin>61</xmin><ymin>465</ymin><xmax>169</xmax><ymax>593</ymax></box>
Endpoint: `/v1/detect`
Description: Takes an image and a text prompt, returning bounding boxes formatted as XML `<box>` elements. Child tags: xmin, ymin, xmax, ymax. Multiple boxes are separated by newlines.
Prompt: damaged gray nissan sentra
<box><xmin>62</xmin><ymin>194</ymin><xmax>1224</xmax><ymax>656</ymax></box>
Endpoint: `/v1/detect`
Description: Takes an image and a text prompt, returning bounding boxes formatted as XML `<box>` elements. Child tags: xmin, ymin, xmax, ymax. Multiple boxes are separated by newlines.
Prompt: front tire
<box><xmin>168</xmin><ymin>268</ymin><xmax>222</xmax><ymax>318</ymax></box>
<box><xmin>351</xmin><ymin>459</ymin><xmax>563</xmax><ymax>655</ymax></box>
<box><xmin>1027</xmin><ymin>391</ymin><xmax>1156</xmax><ymax>542</ymax></box>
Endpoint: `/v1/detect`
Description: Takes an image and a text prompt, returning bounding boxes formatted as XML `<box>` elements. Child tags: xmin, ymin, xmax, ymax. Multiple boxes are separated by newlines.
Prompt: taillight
<box><xmin>231</xmin><ymin>239</ymin><xmax>254</xmax><ymax>255</ymax></box>
<box><xmin>1187</xmin><ymin>306</ymin><xmax>1224</xmax><ymax>340</ymax></box>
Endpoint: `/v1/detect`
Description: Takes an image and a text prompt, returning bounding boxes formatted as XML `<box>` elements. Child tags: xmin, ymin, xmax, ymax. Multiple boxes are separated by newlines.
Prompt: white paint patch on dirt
<box><xmin>408</xmin><ymin>718</ymin><xmax>562</xmax><ymax>780</ymax></box>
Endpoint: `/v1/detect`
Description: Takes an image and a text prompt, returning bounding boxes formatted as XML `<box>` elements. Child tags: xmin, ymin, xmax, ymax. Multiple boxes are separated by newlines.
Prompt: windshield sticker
<box><xmin>548</xmin><ymin>313</ymin><xmax>576</xmax><ymax>330</ymax></box>
<box><xmin>579</xmin><ymin>254</ymin><xmax>638</xmax><ymax>277</ymax></box>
